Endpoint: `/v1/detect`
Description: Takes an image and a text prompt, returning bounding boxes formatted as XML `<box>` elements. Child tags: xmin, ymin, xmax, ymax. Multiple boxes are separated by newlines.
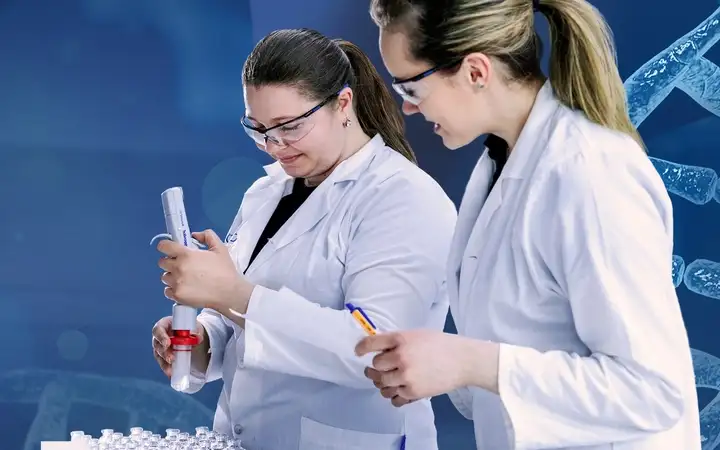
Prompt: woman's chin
<box><xmin>280</xmin><ymin>159</ymin><xmax>309</xmax><ymax>177</ymax></box>
<box><xmin>439</xmin><ymin>133</ymin><xmax>462</xmax><ymax>150</ymax></box>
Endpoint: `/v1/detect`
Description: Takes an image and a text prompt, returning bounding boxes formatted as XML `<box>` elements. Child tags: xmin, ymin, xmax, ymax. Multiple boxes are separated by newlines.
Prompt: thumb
<box><xmin>195</xmin><ymin>322</ymin><xmax>206</xmax><ymax>344</ymax></box>
<box><xmin>355</xmin><ymin>333</ymin><xmax>400</xmax><ymax>357</ymax></box>
<box><xmin>192</xmin><ymin>229</ymin><xmax>224</xmax><ymax>250</ymax></box>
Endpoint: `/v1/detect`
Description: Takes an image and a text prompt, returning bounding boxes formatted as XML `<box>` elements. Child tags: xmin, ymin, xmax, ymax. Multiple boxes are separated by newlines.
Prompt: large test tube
<box><xmin>161</xmin><ymin>187</ymin><xmax>200</xmax><ymax>392</ymax></box>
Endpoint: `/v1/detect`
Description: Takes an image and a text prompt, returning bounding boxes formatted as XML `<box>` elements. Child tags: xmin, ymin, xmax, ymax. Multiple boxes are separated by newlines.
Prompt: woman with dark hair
<box><xmin>150</xmin><ymin>28</ymin><xmax>456</xmax><ymax>450</ymax></box>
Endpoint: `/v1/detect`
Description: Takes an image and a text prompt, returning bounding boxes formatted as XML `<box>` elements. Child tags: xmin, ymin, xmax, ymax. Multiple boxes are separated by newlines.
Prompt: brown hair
<box><xmin>243</xmin><ymin>28</ymin><xmax>416</xmax><ymax>162</ymax></box>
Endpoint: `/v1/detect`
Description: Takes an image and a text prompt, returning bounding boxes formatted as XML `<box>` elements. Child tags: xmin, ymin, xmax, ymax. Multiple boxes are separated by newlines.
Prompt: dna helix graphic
<box><xmin>1</xmin><ymin>3</ymin><xmax>719</xmax><ymax>450</ymax></box>
<box><xmin>0</xmin><ymin>369</ymin><xmax>214</xmax><ymax>450</ymax></box>
<box><xmin>623</xmin><ymin>5</ymin><xmax>720</xmax><ymax>449</ymax></box>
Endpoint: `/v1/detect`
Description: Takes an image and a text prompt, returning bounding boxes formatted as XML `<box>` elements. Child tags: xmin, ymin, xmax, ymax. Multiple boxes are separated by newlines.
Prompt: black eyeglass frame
<box><xmin>391</xmin><ymin>58</ymin><xmax>465</xmax><ymax>86</ymax></box>
<box><xmin>240</xmin><ymin>83</ymin><xmax>350</xmax><ymax>135</ymax></box>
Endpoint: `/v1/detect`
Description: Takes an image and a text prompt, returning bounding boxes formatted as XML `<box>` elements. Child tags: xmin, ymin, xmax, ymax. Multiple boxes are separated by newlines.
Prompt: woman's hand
<box><xmin>156</xmin><ymin>229</ymin><xmax>255</xmax><ymax>312</ymax></box>
<box><xmin>355</xmin><ymin>330</ymin><xmax>500</xmax><ymax>406</ymax></box>
<box><xmin>151</xmin><ymin>315</ymin><xmax>207</xmax><ymax>377</ymax></box>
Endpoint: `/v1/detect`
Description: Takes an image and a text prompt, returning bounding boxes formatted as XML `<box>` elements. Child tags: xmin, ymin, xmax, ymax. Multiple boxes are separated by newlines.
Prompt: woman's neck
<box><xmin>304</xmin><ymin>128</ymin><xmax>372</xmax><ymax>187</ymax></box>
<box><xmin>489</xmin><ymin>80</ymin><xmax>544</xmax><ymax>150</ymax></box>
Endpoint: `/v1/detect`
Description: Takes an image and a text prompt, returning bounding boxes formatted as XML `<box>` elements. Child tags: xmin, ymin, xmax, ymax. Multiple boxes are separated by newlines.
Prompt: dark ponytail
<box><xmin>334</xmin><ymin>39</ymin><xmax>416</xmax><ymax>163</ymax></box>
<box><xmin>243</xmin><ymin>28</ymin><xmax>416</xmax><ymax>163</ymax></box>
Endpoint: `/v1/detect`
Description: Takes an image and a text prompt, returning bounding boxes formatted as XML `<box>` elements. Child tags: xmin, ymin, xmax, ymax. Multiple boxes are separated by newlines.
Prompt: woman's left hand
<box><xmin>157</xmin><ymin>229</ymin><xmax>253</xmax><ymax>311</ymax></box>
<box><xmin>355</xmin><ymin>330</ymin><xmax>498</xmax><ymax>407</ymax></box>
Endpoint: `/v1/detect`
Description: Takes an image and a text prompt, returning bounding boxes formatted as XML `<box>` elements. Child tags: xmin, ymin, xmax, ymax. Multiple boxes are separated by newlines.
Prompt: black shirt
<box><xmin>245</xmin><ymin>178</ymin><xmax>317</xmax><ymax>273</ymax></box>
<box><xmin>485</xmin><ymin>134</ymin><xmax>509</xmax><ymax>191</ymax></box>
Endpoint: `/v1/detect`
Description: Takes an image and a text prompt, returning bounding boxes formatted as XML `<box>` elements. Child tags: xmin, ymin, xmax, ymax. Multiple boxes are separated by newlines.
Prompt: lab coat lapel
<box><xmin>454</xmin><ymin>148</ymin><xmax>501</xmax><ymax>323</ymax></box>
<box><xmin>248</xmin><ymin>134</ymin><xmax>383</xmax><ymax>274</ymax></box>
<box><xmin>229</xmin><ymin>165</ymin><xmax>290</xmax><ymax>274</ymax></box>
<box><xmin>472</xmin><ymin>169</ymin><xmax>505</xmax><ymax>237</ymax></box>
<box><xmin>470</xmin><ymin>81</ymin><xmax>559</xmax><ymax>239</ymax></box>
<box><xmin>262</xmin><ymin>177</ymin><xmax>331</xmax><ymax>255</ymax></box>
<box><xmin>447</xmin><ymin>151</ymin><xmax>494</xmax><ymax>304</ymax></box>
<box><xmin>457</xmin><ymin>81</ymin><xmax>559</xmax><ymax>318</ymax></box>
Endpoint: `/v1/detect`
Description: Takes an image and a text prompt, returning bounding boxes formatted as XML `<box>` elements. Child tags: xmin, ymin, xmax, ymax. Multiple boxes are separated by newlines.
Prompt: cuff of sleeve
<box><xmin>447</xmin><ymin>387</ymin><xmax>474</xmax><ymax>420</ymax></box>
<box><xmin>242</xmin><ymin>285</ymin><xmax>284</xmax><ymax>370</ymax></box>
<box><xmin>196</xmin><ymin>316</ymin><xmax>225</xmax><ymax>382</ymax></box>
<box><xmin>242</xmin><ymin>285</ymin><xmax>372</xmax><ymax>370</ymax></box>
<box><xmin>243</xmin><ymin>284</ymin><xmax>280</xmax><ymax>325</ymax></box>
<box><xmin>243</xmin><ymin>319</ymin><xmax>266</xmax><ymax>369</ymax></box>
<box><xmin>498</xmin><ymin>343</ymin><xmax>540</xmax><ymax>450</ymax></box>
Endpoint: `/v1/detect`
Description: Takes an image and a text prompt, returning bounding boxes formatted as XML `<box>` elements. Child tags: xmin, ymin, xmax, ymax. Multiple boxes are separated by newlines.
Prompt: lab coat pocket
<box><xmin>298</xmin><ymin>417</ymin><xmax>403</xmax><ymax>450</ymax></box>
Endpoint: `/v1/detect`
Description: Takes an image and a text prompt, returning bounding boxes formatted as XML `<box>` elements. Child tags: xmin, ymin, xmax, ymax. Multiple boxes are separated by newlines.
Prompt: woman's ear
<box><xmin>336</xmin><ymin>87</ymin><xmax>354</xmax><ymax>113</ymax></box>
<box><xmin>460</xmin><ymin>53</ymin><xmax>492</xmax><ymax>89</ymax></box>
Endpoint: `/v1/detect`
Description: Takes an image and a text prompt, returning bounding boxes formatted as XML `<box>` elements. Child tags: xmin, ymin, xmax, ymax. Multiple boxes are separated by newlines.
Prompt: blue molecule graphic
<box><xmin>201</xmin><ymin>156</ymin><xmax>266</xmax><ymax>231</ymax></box>
<box><xmin>622</xmin><ymin>7</ymin><xmax>720</xmax><ymax>209</ymax></box>
<box><xmin>677</xmin><ymin>56</ymin><xmax>720</xmax><ymax>117</ymax></box>
<box><xmin>622</xmin><ymin>6</ymin><xmax>720</xmax><ymax>446</ymax></box>
<box><xmin>650</xmin><ymin>158</ymin><xmax>718</xmax><ymax>205</ymax></box>
<box><xmin>624</xmin><ymin>6</ymin><xmax>720</xmax><ymax>127</ymax></box>
<box><xmin>672</xmin><ymin>255</ymin><xmax>686</xmax><ymax>288</ymax></box>
<box><xmin>692</xmin><ymin>348</ymin><xmax>720</xmax><ymax>449</ymax></box>
<box><xmin>0</xmin><ymin>369</ymin><xmax>213</xmax><ymax>450</ymax></box>
<box><xmin>684</xmin><ymin>259</ymin><xmax>720</xmax><ymax>300</ymax></box>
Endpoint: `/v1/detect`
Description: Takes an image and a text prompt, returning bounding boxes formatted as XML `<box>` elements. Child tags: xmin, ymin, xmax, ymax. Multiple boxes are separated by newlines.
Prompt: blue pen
<box><xmin>346</xmin><ymin>304</ymin><xmax>403</xmax><ymax>448</ymax></box>
<box><xmin>345</xmin><ymin>303</ymin><xmax>377</xmax><ymax>335</ymax></box>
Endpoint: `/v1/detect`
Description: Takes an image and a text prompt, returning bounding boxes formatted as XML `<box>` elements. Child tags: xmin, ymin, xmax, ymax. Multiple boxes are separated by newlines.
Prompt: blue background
<box><xmin>1</xmin><ymin>0</ymin><xmax>719</xmax><ymax>449</ymax></box>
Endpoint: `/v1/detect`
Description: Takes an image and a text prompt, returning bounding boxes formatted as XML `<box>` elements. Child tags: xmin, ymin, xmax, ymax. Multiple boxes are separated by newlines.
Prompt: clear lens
<box><xmin>242</xmin><ymin>117</ymin><xmax>316</xmax><ymax>147</ymax></box>
<box><xmin>392</xmin><ymin>80</ymin><xmax>430</xmax><ymax>106</ymax></box>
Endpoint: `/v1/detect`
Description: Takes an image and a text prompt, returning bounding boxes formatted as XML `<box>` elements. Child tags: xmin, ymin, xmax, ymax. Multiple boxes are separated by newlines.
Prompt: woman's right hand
<box><xmin>151</xmin><ymin>316</ymin><xmax>207</xmax><ymax>378</ymax></box>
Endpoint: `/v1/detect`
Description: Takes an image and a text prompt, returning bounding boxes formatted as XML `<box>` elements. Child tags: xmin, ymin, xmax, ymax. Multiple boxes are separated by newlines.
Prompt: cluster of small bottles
<box><xmin>68</xmin><ymin>426</ymin><xmax>245</xmax><ymax>450</ymax></box>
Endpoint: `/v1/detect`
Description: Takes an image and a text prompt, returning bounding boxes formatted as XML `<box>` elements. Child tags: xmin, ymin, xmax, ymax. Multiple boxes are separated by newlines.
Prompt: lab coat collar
<box><xmin>242</xmin><ymin>134</ymin><xmax>384</xmax><ymax>273</ymax></box>
<box><xmin>326</xmin><ymin>133</ymin><xmax>384</xmax><ymax>183</ymax></box>
<box><xmin>260</xmin><ymin>133</ymin><xmax>383</xmax><ymax>185</ymax></box>
<box><xmin>501</xmin><ymin>80</ymin><xmax>559</xmax><ymax>180</ymax></box>
<box><xmin>450</xmin><ymin>82</ymin><xmax>559</xmax><ymax>298</ymax></box>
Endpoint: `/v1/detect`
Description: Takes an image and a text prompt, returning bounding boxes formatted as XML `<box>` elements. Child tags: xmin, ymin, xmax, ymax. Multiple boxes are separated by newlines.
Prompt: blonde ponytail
<box><xmin>540</xmin><ymin>0</ymin><xmax>645</xmax><ymax>149</ymax></box>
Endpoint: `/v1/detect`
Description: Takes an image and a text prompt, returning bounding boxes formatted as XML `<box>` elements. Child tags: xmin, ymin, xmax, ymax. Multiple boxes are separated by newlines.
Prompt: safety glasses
<box><xmin>241</xmin><ymin>84</ymin><xmax>348</xmax><ymax>148</ymax></box>
<box><xmin>391</xmin><ymin>59</ymin><xmax>464</xmax><ymax>105</ymax></box>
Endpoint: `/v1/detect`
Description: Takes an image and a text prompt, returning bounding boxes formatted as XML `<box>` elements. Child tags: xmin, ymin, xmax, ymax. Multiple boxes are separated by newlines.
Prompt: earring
<box><xmin>342</xmin><ymin>117</ymin><xmax>352</xmax><ymax>128</ymax></box>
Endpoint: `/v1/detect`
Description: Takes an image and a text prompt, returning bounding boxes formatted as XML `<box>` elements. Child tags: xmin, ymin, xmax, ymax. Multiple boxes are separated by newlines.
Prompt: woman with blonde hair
<box><xmin>357</xmin><ymin>0</ymin><xmax>701</xmax><ymax>448</ymax></box>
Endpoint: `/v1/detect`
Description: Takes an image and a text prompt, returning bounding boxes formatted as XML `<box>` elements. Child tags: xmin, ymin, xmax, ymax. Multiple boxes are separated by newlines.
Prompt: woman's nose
<box><xmin>402</xmin><ymin>100</ymin><xmax>420</xmax><ymax>116</ymax></box>
<box><xmin>264</xmin><ymin>138</ymin><xmax>281</xmax><ymax>153</ymax></box>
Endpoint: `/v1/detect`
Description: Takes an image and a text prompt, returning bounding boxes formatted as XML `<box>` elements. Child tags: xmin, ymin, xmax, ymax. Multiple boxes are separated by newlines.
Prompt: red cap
<box><xmin>170</xmin><ymin>329</ymin><xmax>200</xmax><ymax>347</ymax></box>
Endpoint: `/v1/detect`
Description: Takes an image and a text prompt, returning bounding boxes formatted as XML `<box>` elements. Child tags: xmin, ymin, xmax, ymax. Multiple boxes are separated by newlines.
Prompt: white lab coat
<box><xmin>184</xmin><ymin>135</ymin><xmax>457</xmax><ymax>450</ymax></box>
<box><xmin>446</xmin><ymin>81</ymin><xmax>700</xmax><ymax>450</ymax></box>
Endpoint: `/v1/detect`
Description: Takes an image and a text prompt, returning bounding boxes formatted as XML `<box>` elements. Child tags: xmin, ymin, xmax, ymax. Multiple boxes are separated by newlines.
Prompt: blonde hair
<box><xmin>371</xmin><ymin>0</ymin><xmax>645</xmax><ymax>149</ymax></box>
